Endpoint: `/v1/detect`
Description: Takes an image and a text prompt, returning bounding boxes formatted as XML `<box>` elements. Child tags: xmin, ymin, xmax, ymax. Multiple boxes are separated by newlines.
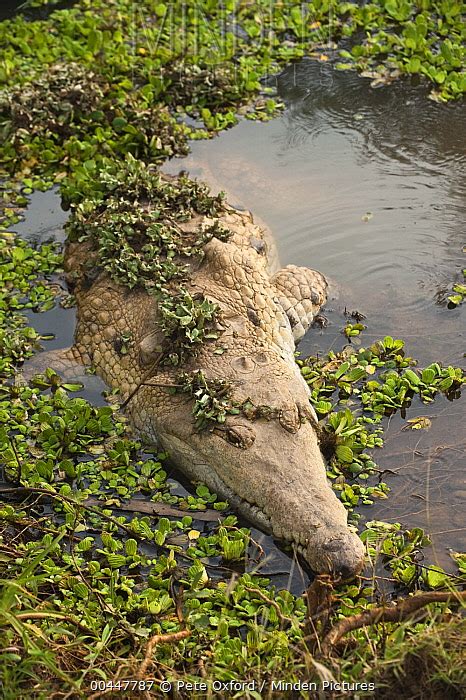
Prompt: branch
<box><xmin>0</xmin><ymin>486</ymin><xmax>223</xmax><ymax>523</ymax></box>
<box><xmin>322</xmin><ymin>590</ymin><xmax>466</xmax><ymax>655</ymax></box>
<box><xmin>137</xmin><ymin>629</ymin><xmax>191</xmax><ymax>679</ymax></box>
<box><xmin>85</xmin><ymin>496</ymin><xmax>223</xmax><ymax>523</ymax></box>
<box><xmin>14</xmin><ymin>611</ymin><xmax>93</xmax><ymax>635</ymax></box>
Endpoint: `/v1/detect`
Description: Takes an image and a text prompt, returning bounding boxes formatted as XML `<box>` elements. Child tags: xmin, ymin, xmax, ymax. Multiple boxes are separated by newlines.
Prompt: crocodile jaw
<box><xmin>147</xmin><ymin>411</ymin><xmax>365</xmax><ymax>580</ymax></box>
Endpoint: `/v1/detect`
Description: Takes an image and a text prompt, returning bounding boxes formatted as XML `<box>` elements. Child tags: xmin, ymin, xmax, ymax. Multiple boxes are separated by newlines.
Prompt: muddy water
<box><xmin>15</xmin><ymin>59</ymin><xmax>465</xmax><ymax>586</ymax></box>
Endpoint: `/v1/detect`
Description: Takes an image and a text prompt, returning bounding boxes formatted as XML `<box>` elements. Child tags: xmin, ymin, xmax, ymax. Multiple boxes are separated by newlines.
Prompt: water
<box><xmin>15</xmin><ymin>58</ymin><xmax>465</xmax><ymax>584</ymax></box>
<box><xmin>164</xmin><ymin>59</ymin><xmax>466</xmax><ymax>572</ymax></box>
<box><xmin>0</xmin><ymin>0</ymin><xmax>76</xmax><ymax>22</ymax></box>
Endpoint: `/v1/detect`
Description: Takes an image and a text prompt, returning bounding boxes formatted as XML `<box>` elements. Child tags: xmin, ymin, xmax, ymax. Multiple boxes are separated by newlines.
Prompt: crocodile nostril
<box><xmin>322</xmin><ymin>537</ymin><xmax>365</xmax><ymax>580</ymax></box>
<box><xmin>337</xmin><ymin>562</ymin><xmax>357</xmax><ymax>581</ymax></box>
<box><xmin>231</xmin><ymin>356</ymin><xmax>256</xmax><ymax>373</ymax></box>
<box><xmin>323</xmin><ymin>539</ymin><xmax>344</xmax><ymax>553</ymax></box>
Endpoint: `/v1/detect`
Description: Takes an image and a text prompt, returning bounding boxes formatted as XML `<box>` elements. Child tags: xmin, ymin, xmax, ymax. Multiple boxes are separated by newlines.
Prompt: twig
<box><xmin>169</xmin><ymin>580</ymin><xmax>185</xmax><ymax>625</ymax></box>
<box><xmin>0</xmin><ymin>485</ymin><xmax>224</xmax><ymax>523</ymax></box>
<box><xmin>248</xmin><ymin>533</ymin><xmax>265</xmax><ymax>562</ymax></box>
<box><xmin>0</xmin><ymin>486</ymin><xmax>138</xmax><ymax>539</ymax></box>
<box><xmin>198</xmin><ymin>659</ymin><xmax>207</xmax><ymax>678</ymax></box>
<box><xmin>14</xmin><ymin>611</ymin><xmax>93</xmax><ymax>635</ymax></box>
<box><xmin>6</xmin><ymin>436</ymin><xmax>22</xmax><ymax>483</ymax></box>
<box><xmin>119</xmin><ymin>353</ymin><xmax>163</xmax><ymax>409</ymax></box>
<box><xmin>137</xmin><ymin>629</ymin><xmax>191</xmax><ymax>679</ymax></box>
<box><xmin>0</xmin><ymin>544</ymin><xmax>23</xmax><ymax>558</ymax></box>
<box><xmin>85</xmin><ymin>496</ymin><xmax>223</xmax><ymax>523</ymax></box>
<box><xmin>303</xmin><ymin>575</ymin><xmax>334</xmax><ymax>650</ymax></box>
<box><xmin>388</xmin><ymin>554</ymin><xmax>464</xmax><ymax>582</ymax></box>
<box><xmin>88</xmin><ymin>688</ymin><xmax>119</xmax><ymax>700</ymax></box>
<box><xmin>322</xmin><ymin>590</ymin><xmax>466</xmax><ymax>655</ymax></box>
<box><xmin>358</xmin><ymin>574</ymin><xmax>397</xmax><ymax>583</ymax></box>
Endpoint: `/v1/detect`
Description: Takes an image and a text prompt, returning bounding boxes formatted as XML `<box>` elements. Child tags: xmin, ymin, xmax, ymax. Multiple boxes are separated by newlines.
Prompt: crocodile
<box><xmin>26</xmin><ymin>172</ymin><xmax>365</xmax><ymax>580</ymax></box>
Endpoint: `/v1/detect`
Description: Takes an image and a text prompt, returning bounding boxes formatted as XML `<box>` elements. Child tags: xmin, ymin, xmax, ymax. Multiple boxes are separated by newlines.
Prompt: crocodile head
<box><xmin>131</xmin><ymin>343</ymin><xmax>366</xmax><ymax>580</ymax></box>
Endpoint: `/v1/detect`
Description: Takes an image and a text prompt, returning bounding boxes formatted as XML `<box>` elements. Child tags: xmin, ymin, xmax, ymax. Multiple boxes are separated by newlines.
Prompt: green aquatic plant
<box><xmin>65</xmin><ymin>157</ymin><xmax>231</xmax><ymax>363</ymax></box>
<box><xmin>1</xmin><ymin>374</ymin><xmax>465</xmax><ymax>697</ymax></box>
<box><xmin>0</xmin><ymin>1</ymin><xmax>464</xmax><ymax>214</ymax></box>
<box><xmin>335</xmin><ymin>0</ymin><xmax>465</xmax><ymax>101</ymax></box>
<box><xmin>447</xmin><ymin>267</ymin><xmax>466</xmax><ymax>307</ymax></box>
<box><xmin>0</xmin><ymin>231</ymin><xmax>61</xmax><ymax>376</ymax></box>
<box><xmin>159</xmin><ymin>294</ymin><xmax>222</xmax><ymax>365</ymax></box>
<box><xmin>299</xmin><ymin>337</ymin><xmax>464</xmax><ymax>515</ymax></box>
<box><xmin>343</xmin><ymin>321</ymin><xmax>367</xmax><ymax>338</ymax></box>
<box><xmin>0</xmin><ymin>251</ymin><xmax>465</xmax><ymax>695</ymax></box>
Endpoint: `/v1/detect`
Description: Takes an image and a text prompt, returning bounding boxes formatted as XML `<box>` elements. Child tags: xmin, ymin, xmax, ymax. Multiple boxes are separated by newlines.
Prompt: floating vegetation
<box><xmin>447</xmin><ymin>267</ymin><xmax>466</xmax><ymax>307</ymax></box>
<box><xmin>0</xmin><ymin>231</ymin><xmax>61</xmax><ymax>376</ymax></box>
<box><xmin>159</xmin><ymin>294</ymin><xmax>222</xmax><ymax>366</ymax></box>
<box><xmin>299</xmin><ymin>337</ymin><xmax>464</xmax><ymax>515</ymax></box>
<box><xmin>65</xmin><ymin>157</ymin><xmax>226</xmax><ymax>287</ymax></box>
<box><xmin>1</xmin><ymin>0</ymin><xmax>464</xmax><ymax>220</ymax></box>
<box><xmin>65</xmin><ymin>156</ymin><xmax>230</xmax><ymax>363</ymax></box>
<box><xmin>1</xmin><ymin>228</ymin><xmax>465</xmax><ymax>694</ymax></box>
<box><xmin>334</xmin><ymin>0</ymin><xmax>465</xmax><ymax>101</ymax></box>
<box><xmin>0</xmin><ymin>372</ymin><xmax>465</xmax><ymax>696</ymax></box>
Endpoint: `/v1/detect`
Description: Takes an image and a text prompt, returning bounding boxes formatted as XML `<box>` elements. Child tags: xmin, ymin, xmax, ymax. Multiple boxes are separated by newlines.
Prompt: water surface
<box><xmin>164</xmin><ymin>59</ymin><xmax>466</xmax><ymax>570</ymax></box>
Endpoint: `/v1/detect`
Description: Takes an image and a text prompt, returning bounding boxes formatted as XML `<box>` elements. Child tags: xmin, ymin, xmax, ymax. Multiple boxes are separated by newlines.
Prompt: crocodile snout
<box><xmin>309</xmin><ymin>530</ymin><xmax>366</xmax><ymax>581</ymax></box>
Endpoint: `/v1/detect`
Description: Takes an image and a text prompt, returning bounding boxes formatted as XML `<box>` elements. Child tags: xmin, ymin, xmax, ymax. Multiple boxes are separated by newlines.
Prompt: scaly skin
<box><xmin>41</xmin><ymin>200</ymin><xmax>365</xmax><ymax>579</ymax></box>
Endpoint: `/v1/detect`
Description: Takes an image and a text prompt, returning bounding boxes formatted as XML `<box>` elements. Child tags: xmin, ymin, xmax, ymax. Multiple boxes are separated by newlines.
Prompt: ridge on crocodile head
<box><xmin>26</xmin><ymin>166</ymin><xmax>365</xmax><ymax>580</ymax></box>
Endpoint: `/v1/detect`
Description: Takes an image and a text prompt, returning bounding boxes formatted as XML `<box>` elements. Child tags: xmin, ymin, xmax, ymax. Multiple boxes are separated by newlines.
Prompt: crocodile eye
<box><xmin>138</xmin><ymin>332</ymin><xmax>162</xmax><ymax>367</ymax></box>
<box><xmin>224</xmin><ymin>424</ymin><xmax>256</xmax><ymax>449</ymax></box>
<box><xmin>255</xmin><ymin>351</ymin><xmax>269</xmax><ymax>365</ymax></box>
<box><xmin>249</xmin><ymin>236</ymin><xmax>266</xmax><ymax>255</ymax></box>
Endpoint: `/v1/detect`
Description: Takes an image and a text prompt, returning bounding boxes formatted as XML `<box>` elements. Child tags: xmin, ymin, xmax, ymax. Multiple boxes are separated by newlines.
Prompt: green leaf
<box><xmin>407</xmin><ymin>57</ymin><xmax>421</xmax><ymax>73</ymax></box>
<box><xmin>73</xmin><ymin>582</ymin><xmax>89</xmax><ymax>598</ymax></box>
<box><xmin>335</xmin><ymin>362</ymin><xmax>350</xmax><ymax>379</ymax></box>
<box><xmin>155</xmin><ymin>3</ymin><xmax>167</xmax><ymax>17</ymax></box>
<box><xmin>112</xmin><ymin>117</ymin><xmax>128</xmax><ymax>130</ymax></box>
<box><xmin>125</xmin><ymin>539</ymin><xmax>138</xmax><ymax>556</ymax></box>
<box><xmin>424</xmin><ymin>566</ymin><xmax>449</xmax><ymax>589</ymax></box>
<box><xmin>399</xmin><ymin>564</ymin><xmax>416</xmax><ymax>584</ymax></box>
<box><xmin>421</xmin><ymin>368</ymin><xmax>436</xmax><ymax>385</ymax></box>
<box><xmin>434</xmin><ymin>70</ymin><xmax>447</xmax><ymax>84</ymax></box>
<box><xmin>106</xmin><ymin>554</ymin><xmax>127</xmax><ymax>569</ymax></box>
<box><xmin>76</xmin><ymin>537</ymin><xmax>94</xmax><ymax>552</ymax></box>
<box><xmin>314</xmin><ymin>400</ymin><xmax>333</xmax><ymax>415</ymax></box>
<box><xmin>336</xmin><ymin>445</ymin><xmax>354</xmax><ymax>463</ymax></box>
<box><xmin>87</xmin><ymin>29</ymin><xmax>102</xmax><ymax>53</ymax></box>
<box><xmin>62</xmin><ymin>383</ymin><xmax>84</xmax><ymax>392</ymax></box>
<box><xmin>404</xmin><ymin>369</ymin><xmax>421</xmax><ymax>386</ymax></box>
<box><xmin>342</xmin><ymin>368</ymin><xmax>367</xmax><ymax>382</ymax></box>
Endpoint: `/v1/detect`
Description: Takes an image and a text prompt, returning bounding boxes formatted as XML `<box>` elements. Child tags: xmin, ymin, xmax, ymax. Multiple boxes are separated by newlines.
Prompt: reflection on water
<box><xmin>164</xmin><ymin>59</ymin><xmax>465</xmax><ymax>571</ymax></box>
<box><xmin>0</xmin><ymin>0</ymin><xmax>77</xmax><ymax>22</ymax></box>
<box><xmin>0</xmin><ymin>0</ymin><xmax>24</xmax><ymax>21</ymax></box>
<box><xmin>165</xmin><ymin>61</ymin><xmax>465</xmax><ymax>359</ymax></box>
<box><xmin>14</xmin><ymin>58</ymin><xmax>465</xmax><ymax>583</ymax></box>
